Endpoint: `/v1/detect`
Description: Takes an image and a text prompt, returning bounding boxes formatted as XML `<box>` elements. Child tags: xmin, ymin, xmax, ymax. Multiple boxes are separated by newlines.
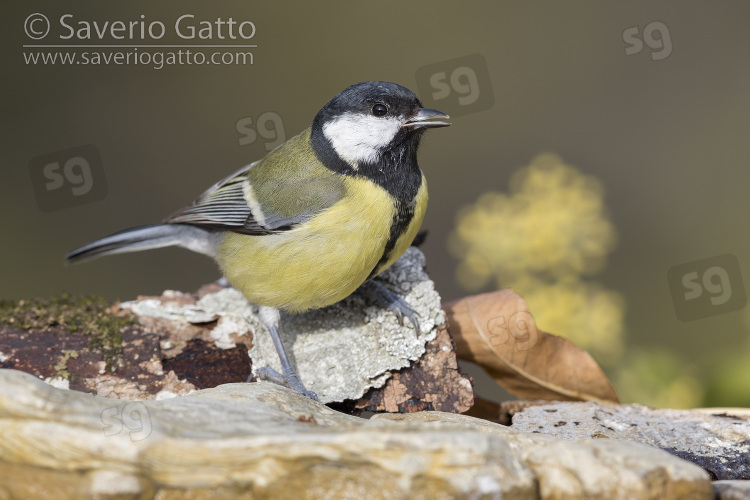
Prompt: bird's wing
<box><xmin>164</xmin><ymin>130</ymin><xmax>346</xmax><ymax>235</ymax></box>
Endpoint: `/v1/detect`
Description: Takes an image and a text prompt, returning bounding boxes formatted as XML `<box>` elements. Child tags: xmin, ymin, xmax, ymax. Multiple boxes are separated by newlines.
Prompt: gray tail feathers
<box><xmin>66</xmin><ymin>224</ymin><xmax>221</xmax><ymax>264</ymax></box>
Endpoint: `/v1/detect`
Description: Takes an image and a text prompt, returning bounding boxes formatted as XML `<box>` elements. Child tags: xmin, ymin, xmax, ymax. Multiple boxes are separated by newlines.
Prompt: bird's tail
<box><xmin>66</xmin><ymin>224</ymin><xmax>221</xmax><ymax>264</ymax></box>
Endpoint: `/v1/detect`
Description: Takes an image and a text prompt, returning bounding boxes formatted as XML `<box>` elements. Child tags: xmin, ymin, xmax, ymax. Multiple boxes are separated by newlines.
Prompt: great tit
<box><xmin>67</xmin><ymin>81</ymin><xmax>450</xmax><ymax>400</ymax></box>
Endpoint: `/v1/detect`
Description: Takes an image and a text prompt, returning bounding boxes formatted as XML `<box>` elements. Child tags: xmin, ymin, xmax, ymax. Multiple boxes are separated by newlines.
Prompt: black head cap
<box><xmin>314</xmin><ymin>81</ymin><xmax>423</xmax><ymax>125</ymax></box>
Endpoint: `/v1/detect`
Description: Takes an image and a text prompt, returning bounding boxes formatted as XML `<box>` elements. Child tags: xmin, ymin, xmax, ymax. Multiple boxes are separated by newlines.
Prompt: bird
<box><xmin>66</xmin><ymin>81</ymin><xmax>450</xmax><ymax>400</ymax></box>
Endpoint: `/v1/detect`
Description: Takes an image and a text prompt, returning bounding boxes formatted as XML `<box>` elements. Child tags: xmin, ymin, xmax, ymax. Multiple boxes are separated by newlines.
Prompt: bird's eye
<box><xmin>371</xmin><ymin>104</ymin><xmax>388</xmax><ymax>117</ymax></box>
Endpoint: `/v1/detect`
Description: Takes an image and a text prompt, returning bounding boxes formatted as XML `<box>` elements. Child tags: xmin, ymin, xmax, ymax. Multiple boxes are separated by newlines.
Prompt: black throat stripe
<box><xmin>361</xmin><ymin>143</ymin><xmax>423</xmax><ymax>279</ymax></box>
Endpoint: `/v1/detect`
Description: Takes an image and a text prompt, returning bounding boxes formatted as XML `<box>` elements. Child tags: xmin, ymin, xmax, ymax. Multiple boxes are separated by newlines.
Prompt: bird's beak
<box><xmin>402</xmin><ymin>108</ymin><xmax>451</xmax><ymax>129</ymax></box>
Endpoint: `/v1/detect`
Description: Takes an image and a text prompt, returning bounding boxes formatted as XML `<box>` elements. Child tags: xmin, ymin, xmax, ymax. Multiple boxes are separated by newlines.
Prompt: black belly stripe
<box><xmin>367</xmin><ymin>199</ymin><xmax>415</xmax><ymax>279</ymax></box>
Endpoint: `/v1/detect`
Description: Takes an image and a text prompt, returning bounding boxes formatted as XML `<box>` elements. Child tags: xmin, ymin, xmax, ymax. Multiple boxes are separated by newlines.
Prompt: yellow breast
<box><xmin>216</xmin><ymin>175</ymin><xmax>426</xmax><ymax>313</ymax></box>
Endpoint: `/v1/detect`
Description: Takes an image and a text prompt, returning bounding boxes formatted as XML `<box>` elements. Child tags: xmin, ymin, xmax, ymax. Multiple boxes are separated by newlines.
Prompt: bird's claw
<box><xmin>360</xmin><ymin>280</ymin><xmax>422</xmax><ymax>336</ymax></box>
<box><xmin>390</xmin><ymin>298</ymin><xmax>421</xmax><ymax>335</ymax></box>
<box><xmin>254</xmin><ymin>366</ymin><xmax>319</xmax><ymax>401</ymax></box>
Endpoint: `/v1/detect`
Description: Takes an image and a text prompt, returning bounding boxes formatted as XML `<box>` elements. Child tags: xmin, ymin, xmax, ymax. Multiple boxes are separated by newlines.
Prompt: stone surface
<box><xmin>0</xmin><ymin>369</ymin><xmax>712</xmax><ymax>500</ymax></box>
<box><xmin>511</xmin><ymin>401</ymin><xmax>750</xmax><ymax>480</ymax></box>
<box><xmin>713</xmin><ymin>480</ymin><xmax>750</xmax><ymax>500</ymax></box>
<box><xmin>378</xmin><ymin>412</ymin><xmax>713</xmax><ymax>500</ymax></box>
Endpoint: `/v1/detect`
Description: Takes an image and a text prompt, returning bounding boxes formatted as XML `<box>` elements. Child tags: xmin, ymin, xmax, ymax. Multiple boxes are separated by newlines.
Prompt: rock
<box><xmin>0</xmin><ymin>369</ymin><xmax>712</xmax><ymax>500</ymax></box>
<box><xmin>714</xmin><ymin>480</ymin><xmax>750</xmax><ymax>499</ymax></box>
<box><xmin>511</xmin><ymin>401</ymin><xmax>750</xmax><ymax>480</ymax></box>
<box><xmin>378</xmin><ymin>412</ymin><xmax>713</xmax><ymax>500</ymax></box>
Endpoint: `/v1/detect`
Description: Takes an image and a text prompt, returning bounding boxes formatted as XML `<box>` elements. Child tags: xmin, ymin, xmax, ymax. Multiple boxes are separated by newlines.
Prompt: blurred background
<box><xmin>3</xmin><ymin>2</ymin><xmax>750</xmax><ymax>408</ymax></box>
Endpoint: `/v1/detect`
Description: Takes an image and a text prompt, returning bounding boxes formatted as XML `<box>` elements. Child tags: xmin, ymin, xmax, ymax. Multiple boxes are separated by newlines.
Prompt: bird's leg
<box><xmin>252</xmin><ymin>306</ymin><xmax>319</xmax><ymax>401</ymax></box>
<box><xmin>359</xmin><ymin>280</ymin><xmax>421</xmax><ymax>336</ymax></box>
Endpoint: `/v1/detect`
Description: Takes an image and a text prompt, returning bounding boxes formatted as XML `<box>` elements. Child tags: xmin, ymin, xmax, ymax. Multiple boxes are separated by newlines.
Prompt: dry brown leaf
<box><xmin>444</xmin><ymin>290</ymin><xmax>619</xmax><ymax>403</ymax></box>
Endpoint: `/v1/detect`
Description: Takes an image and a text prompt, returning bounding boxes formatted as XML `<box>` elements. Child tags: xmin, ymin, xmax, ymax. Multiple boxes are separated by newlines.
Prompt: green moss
<box><xmin>0</xmin><ymin>293</ymin><xmax>134</xmax><ymax>372</ymax></box>
<box><xmin>53</xmin><ymin>350</ymin><xmax>79</xmax><ymax>380</ymax></box>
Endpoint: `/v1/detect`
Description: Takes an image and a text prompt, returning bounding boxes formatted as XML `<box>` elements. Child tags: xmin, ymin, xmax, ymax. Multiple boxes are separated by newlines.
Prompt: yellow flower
<box><xmin>449</xmin><ymin>154</ymin><xmax>624</xmax><ymax>362</ymax></box>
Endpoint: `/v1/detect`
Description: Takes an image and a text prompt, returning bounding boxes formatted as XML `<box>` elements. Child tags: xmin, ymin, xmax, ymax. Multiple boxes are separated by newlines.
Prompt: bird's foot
<box><xmin>254</xmin><ymin>366</ymin><xmax>319</xmax><ymax>401</ymax></box>
<box><xmin>361</xmin><ymin>280</ymin><xmax>421</xmax><ymax>336</ymax></box>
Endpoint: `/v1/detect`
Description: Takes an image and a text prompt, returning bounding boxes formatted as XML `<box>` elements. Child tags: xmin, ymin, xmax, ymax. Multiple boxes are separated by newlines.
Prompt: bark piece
<box><xmin>162</xmin><ymin>338</ymin><xmax>251</xmax><ymax>389</ymax></box>
<box><xmin>354</xmin><ymin>324</ymin><xmax>474</xmax><ymax>413</ymax></box>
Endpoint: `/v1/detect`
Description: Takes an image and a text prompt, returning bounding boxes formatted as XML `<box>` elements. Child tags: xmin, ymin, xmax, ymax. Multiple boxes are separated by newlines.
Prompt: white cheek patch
<box><xmin>322</xmin><ymin>112</ymin><xmax>402</xmax><ymax>167</ymax></box>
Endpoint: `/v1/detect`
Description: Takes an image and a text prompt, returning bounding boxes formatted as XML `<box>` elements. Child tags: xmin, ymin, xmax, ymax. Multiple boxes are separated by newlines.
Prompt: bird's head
<box><xmin>312</xmin><ymin>81</ymin><xmax>450</xmax><ymax>170</ymax></box>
